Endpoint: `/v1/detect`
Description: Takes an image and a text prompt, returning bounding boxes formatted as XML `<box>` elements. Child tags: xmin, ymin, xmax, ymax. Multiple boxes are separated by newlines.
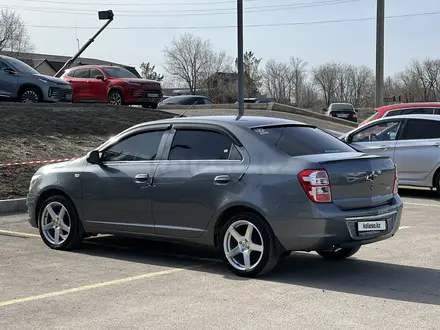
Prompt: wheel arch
<box><xmin>17</xmin><ymin>83</ymin><xmax>43</xmax><ymax>99</ymax></box>
<box><xmin>107</xmin><ymin>86</ymin><xmax>124</xmax><ymax>97</ymax></box>
<box><xmin>35</xmin><ymin>188</ymin><xmax>78</xmax><ymax>228</ymax></box>
<box><xmin>213</xmin><ymin>204</ymin><xmax>272</xmax><ymax>248</ymax></box>
<box><xmin>432</xmin><ymin>165</ymin><xmax>440</xmax><ymax>188</ymax></box>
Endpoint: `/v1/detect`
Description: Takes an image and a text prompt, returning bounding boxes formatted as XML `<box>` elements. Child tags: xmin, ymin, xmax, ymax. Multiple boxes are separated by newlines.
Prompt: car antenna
<box><xmin>175</xmin><ymin>100</ymin><xmax>198</xmax><ymax>118</ymax></box>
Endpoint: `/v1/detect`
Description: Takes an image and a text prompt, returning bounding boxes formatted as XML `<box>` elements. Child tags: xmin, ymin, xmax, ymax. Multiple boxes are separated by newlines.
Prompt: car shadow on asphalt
<box><xmin>399</xmin><ymin>188</ymin><xmax>439</xmax><ymax>201</ymax></box>
<box><xmin>76</xmin><ymin>235</ymin><xmax>440</xmax><ymax>306</ymax></box>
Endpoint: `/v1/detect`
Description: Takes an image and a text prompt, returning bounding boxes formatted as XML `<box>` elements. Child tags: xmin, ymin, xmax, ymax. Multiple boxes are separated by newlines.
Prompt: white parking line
<box><xmin>404</xmin><ymin>202</ymin><xmax>440</xmax><ymax>208</ymax></box>
<box><xmin>399</xmin><ymin>226</ymin><xmax>411</xmax><ymax>230</ymax></box>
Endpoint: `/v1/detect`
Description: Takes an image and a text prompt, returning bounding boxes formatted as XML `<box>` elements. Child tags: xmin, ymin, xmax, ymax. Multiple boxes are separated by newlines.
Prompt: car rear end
<box><xmin>328</xmin><ymin>107</ymin><xmax>358</xmax><ymax>122</ymax></box>
<box><xmin>252</xmin><ymin>125</ymin><xmax>402</xmax><ymax>252</ymax></box>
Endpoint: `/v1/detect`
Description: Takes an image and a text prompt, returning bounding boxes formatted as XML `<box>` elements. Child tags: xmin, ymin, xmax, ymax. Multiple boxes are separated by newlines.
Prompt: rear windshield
<box><xmin>253</xmin><ymin>126</ymin><xmax>354</xmax><ymax>157</ymax></box>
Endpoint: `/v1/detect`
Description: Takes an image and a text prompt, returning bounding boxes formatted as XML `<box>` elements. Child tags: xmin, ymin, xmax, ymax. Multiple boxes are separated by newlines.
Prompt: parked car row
<box><xmin>0</xmin><ymin>55</ymin><xmax>163</xmax><ymax>109</ymax></box>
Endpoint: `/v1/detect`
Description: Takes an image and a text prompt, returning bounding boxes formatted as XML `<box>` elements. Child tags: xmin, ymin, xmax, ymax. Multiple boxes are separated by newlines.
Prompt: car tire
<box><xmin>19</xmin><ymin>87</ymin><xmax>41</xmax><ymax>103</ymax></box>
<box><xmin>434</xmin><ymin>172</ymin><xmax>440</xmax><ymax>198</ymax></box>
<box><xmin>151</xmin><ymin>103</ymin><xmax>158</xmax><ymax>109</ymax></box>
<box><xmin>37</xmin><ymin>195</ymin><xmax>84</xmax><ymax>250</ymax></box>
<box><xmin>220</xmin><ymin>212</ymin><xmax>279</xmax><ymax>277</ymax></box>
<box><xmin>108</xmin><ymin>90</ymin><xmax>124</xmax><ymax>106</ymax></box>
<box><xmin>316</xmin><ymin>246</ymin><xmax>361</xmax><ymax>260</ymax></box>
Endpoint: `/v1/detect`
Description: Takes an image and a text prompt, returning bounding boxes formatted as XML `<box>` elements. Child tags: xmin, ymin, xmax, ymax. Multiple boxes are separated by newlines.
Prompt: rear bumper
<box><xmin>269</xmin><ymin>195</ymin><xmax>403</xmax><ymax>252</ymax></box>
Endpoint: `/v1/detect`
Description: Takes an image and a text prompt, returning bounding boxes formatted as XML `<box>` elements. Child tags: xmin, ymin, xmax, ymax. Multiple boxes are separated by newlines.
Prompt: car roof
<box><xmin>376</xmin><ymin>102</ymin><xmax>440</xmax><ymax>112</ymax></box>
<box><xmin>68</xmin><ymin>65</ymin><xmax>123</xmax><ymax>70</ymax></box>
<box><xmin>372</xmin><ymin>114</ymin><xmax>440</xmax><ymax>122</ymax></box>
<box><xmin>166</xmin><ymin>95</ymin><xmax>207</xmax><ymax>99</ymax></box>
<box><xmin>134</xmin><ymin>115</ymin><xmax>308</xmax><ymax>130</ymax></box>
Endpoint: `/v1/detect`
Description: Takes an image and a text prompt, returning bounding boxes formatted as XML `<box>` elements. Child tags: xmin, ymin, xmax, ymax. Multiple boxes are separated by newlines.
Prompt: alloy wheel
<box><xmin>41</xmin><ymin>201</ymin><xmax>71</xmax><ymax>246</ymax></box>
<box><xmin>21</xmin><ymin>90</ymin><xmax>39</xmax><ymax>103</ymax></box>
<box><xmin>109</xmin><ymin>92</ymin><xmax>122</xmax><ymax>105</ymax></box>
<box><xmin>223</xmin><ymin>220</ymin><xmax>264</xmax><ymax>271</ymax></box>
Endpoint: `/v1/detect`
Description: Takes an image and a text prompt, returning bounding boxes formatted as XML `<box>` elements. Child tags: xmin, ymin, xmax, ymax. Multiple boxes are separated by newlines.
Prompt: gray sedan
<box><xmin>340</xmin><ymin>114</ymin><xmax>440</xmax><ymax>196</ymax></box>
<box><xmin>0</xmin><ymin>55</ymin><xmax>72</xmax><ymax>103</ymax></box>
<box><xmin>27</xmin><ymin>116</ymin><xmax>402</xmax><ymax>277</ymax></box>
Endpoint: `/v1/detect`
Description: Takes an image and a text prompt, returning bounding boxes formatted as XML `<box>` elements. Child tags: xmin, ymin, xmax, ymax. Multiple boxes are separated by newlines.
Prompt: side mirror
<box><xmin>95</xmin><ymin>75</ymin><xmax>106</xmax><ymax>81</ymax></box>
<box><xmin>86</xmin><ymin>150</ymin><xmax>101</xmax><ymax>165</ymax></box>
<box><xmin>4</xmin><ymin>68</ymin><xmax>16</xmax><ymax>75</ymax></box>
<box><xmin>344</xmin><ymin>134</ymin><xmax>353</xmax><ymax>143</ymax></box>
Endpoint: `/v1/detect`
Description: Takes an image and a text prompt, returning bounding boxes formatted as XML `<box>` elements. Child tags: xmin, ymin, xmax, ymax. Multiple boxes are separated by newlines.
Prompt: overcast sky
<box><xmin>3</xmin><ymin>0</ymin><xmax>440</xmax><ymax>77</ymax></box>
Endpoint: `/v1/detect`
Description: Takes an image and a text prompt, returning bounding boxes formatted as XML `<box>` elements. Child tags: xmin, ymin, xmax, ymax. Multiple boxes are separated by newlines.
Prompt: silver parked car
<box><xmin>340</xmin><ymin>114</ymin><xmax>440</xmax><ymax>195</ymax></box>
<box><xmin>0</xmin><ymin>55</ymin><xmax>72</xmax><ymax>103</ymax></box>
<box><xmin>27</xmin><ymin>116</ymin><xmax>402</xmax><ymax>277</ymax></box>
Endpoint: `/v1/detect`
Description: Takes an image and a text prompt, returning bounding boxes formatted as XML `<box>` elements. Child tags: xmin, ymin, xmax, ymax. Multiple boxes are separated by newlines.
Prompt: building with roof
<box><xmin>0</xmin><ymin>51</ymin><xmax>140</xmax><ymax>77</ymax></box>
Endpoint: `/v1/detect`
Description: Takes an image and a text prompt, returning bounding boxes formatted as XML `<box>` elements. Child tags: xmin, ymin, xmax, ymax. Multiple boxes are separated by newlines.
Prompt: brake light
<box><xmin>393</xmin><ymin>164</ymin><xmax>399</xmax><ymax>195</ymax></box>
<box><xmin>298</xmin><ymin>169</ymin><xmax>332</xmax><ymax>203</ymax></box>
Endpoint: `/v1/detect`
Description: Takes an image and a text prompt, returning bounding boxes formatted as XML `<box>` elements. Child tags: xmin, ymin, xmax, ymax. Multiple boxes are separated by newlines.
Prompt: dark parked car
<box><xmin>27</xmin><ymin>116</ymin><xmax>402</xmax><ymax>277</ymax></box>
<box><xmin>324</xmin><ymin>103</ymin><xmax>358</xmax><ymax>123</ymax></box>
<box><xmin>158</xmin><ymin>95</ymin><xmax>214</xmax><ymax>106</ymax></box>
<box><xmin>0</xmin><ymin>55</ymin><xmax>72</xmax><ymax>103</ymax></box>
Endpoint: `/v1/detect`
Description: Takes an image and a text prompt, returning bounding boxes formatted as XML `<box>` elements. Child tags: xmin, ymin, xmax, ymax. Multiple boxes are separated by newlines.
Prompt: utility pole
<box><xmin>237</xmin><ymin>0</ymin><xmax>245</xmax><ymax>117</ymax></box>
<box><xmin>375</xmin><ymin>0</ymin><xmax>385</xmax><ymax>108</ymax></box>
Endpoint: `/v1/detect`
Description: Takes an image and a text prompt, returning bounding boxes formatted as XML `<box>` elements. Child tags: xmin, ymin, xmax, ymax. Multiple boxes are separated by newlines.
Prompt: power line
<box><xmin>25</xmin><ymin>11</ymin><xmax>440</xmax><ymax>30</ymax></box>
<box><xmin>14</xmin><ymin>0</ymin><xmax>260</xmax><ymax>6</ymax></box>
<box><xmin>4</xmin><ymin>0</ymin><xmax>364</xmax><ymax>16</ymax></box>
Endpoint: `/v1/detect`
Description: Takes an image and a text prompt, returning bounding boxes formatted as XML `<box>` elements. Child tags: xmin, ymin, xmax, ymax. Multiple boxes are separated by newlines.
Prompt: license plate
<box><xmin>337</xmin><ymin>114</ymin><xmax>349</xmax><ymax>118</ymax></box>
<box><xmin>357</xmin><ymin>220</ymin><xmax>387</xmax><ymax>232</ymax></box>
<box><xmin>148</xmin><ymin>93</ymin><xmax>159</xmax><ymax>97</ymax></box>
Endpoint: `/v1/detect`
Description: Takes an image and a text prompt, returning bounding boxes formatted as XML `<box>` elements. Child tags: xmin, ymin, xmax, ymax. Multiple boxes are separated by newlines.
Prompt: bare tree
<box><xmin>312</xmin><ymin>62</ymin><xmax>339</xmax><ymax>106</ymax></box>
<box><xmin>299</xmin><ymin>82</ymin><xmax>319</xmax><ymax>108</ymax></box>
<box><xmin>264</xmin><ymin>59</ymin><xmax>291</xmax><ymax>103</ymax></box>
<box><xmin>0</xmin><ymin>10</ymin><xmax>34</xmax><ymax>54</ymax></box>
<box><xmin>289</xmin><ymin>57</ymin><xmax>308</xmax><ymax>106</ymax></box>
<box><xmin>163</xmin><ymin>33</ymin><xmax>213</xmax><ymax>94</ymax></box>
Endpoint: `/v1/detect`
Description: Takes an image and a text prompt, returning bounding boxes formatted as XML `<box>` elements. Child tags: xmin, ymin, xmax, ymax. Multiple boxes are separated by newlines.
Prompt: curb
<box><xmin>0</xmin><ymin>198</ymin><xmax>27</xmax><ymax>216</ymax></box>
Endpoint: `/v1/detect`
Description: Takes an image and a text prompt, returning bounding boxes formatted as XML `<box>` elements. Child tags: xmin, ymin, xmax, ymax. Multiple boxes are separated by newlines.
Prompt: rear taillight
<box><xmin>298</xmin><ymin>169</ymin><xmax>332</xmax><ymax>203</ymax></box>
<box><xmin>393</xmin><ymin>164</ymin><xmax>399</xmax><ymax>195</ymax></box>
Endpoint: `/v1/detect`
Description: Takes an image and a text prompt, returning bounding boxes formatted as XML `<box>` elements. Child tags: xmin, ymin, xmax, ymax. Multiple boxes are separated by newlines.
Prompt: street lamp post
<box><xmin>375</xmin><ymin>0</ymin><xmax>385</xmax><ymax>107</ymax></box>
<box><xmin>54</xmin><ymin>10</ymin><xmax>114</xmax><ymax>77</ymax></box>
<box><xmin>237</xmin><ymin>0</ymin><xmax>244</xmax><ymax>117</ymax></box>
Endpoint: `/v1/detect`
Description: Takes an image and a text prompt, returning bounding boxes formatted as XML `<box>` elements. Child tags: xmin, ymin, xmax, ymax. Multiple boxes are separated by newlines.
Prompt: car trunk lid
<box><xmin>300</xmin><ymin>152</ymin><xmax>395</xmax><ymax>210</ymax></box>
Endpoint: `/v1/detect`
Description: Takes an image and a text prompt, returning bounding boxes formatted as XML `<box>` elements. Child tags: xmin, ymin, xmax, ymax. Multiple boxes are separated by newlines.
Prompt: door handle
<box><xmin>134</xmin><ymin>173</ymin><xmax>150</xmax><ymax>183</ymax></box>
<box><xmin>214</xmin><ymin>175</ymin><xmax>231</xmax><ymax>185</ymax></box>
<box><xmin>433</xmin><ymin>143</ymin><xmax>440</xmax><ymax>147</ymax></box>
<box><xmin>378</xmin><ymin>145</ymin><xmax>389</xmax><ymax>151</ymax></box>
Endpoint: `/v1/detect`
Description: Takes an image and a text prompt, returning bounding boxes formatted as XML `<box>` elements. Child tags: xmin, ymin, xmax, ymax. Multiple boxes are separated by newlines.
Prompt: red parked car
<box><xmin>359</xmin><ymin>102</ymin><xmax>440</xmax><ymax>126</ymax></box>
<box><xmin>62</xmin><ymin>65</ymin><xmax>163</xmax><ymax>108</ymax></box>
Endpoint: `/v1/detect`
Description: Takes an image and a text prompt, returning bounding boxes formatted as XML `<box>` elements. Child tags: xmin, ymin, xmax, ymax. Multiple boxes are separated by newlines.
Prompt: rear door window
<box><xmin>401</xmin><ymin>119</ymin><xmax>440</xmax><ymax>140</ymax></box>
<box><xmin>253</xmin><ymin>126</ymin><xmax>354</xmax><ymax>156</ymax></box>
<box><xmin>401</xmin><ymin>108</ymin><xmax>434</xmax><ymax>115</ymax></box>
<box><xmin>168</xmin><ymin>129</ymin><xmax>240</xmax><ymax>160</ymax></box>
<box><xmin>384</xmin><ymin>109</ymin><xmax>403</xmax><ymax>117</ymax></box>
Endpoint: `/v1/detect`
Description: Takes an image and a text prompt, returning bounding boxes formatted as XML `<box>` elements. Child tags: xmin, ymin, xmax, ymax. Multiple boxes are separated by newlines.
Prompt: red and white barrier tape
<box><xmin>0</xmin><ymin>157</ymin><xmax>78</xmax><ymax>167</ymax></box>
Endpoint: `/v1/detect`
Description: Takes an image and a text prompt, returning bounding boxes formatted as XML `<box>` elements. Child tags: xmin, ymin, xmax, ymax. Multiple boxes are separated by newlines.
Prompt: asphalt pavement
<box><xmin>1</xmin><ymin>188</ymin><xmax>439</xmax><ymax>329</ymax></box>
